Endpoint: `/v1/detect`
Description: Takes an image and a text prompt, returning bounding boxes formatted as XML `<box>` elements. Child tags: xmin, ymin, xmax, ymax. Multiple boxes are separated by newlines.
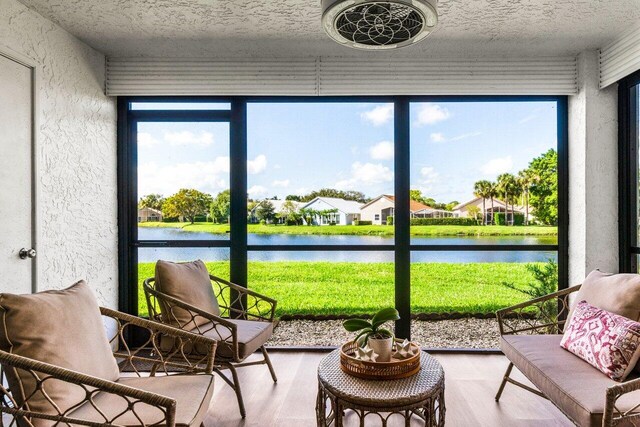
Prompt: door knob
<box><xmin>19</xmin><ymin>248</ymin><xmax>36</xmax><ymax>259</ymax></box>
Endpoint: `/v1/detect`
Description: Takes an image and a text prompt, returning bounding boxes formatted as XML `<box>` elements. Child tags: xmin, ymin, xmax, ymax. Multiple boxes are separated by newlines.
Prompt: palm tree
<box><xmin>473</xmin><ymin>180</ymin><xmax>492</xmax><ymax>225</ymax></box>
<box><xmin>497</xmin><ymin>173</ymin><xmax>517</xmax><ymax>225</ymax></box>
<box><xmin>487</xmin><ymin>181</ymin><xmax>498</xmax><ymax>225</ymax></box>
<box><xmin>517</xmin><ymin>170</ymin><xmax>534</xmax><ymax>225</ymax></box>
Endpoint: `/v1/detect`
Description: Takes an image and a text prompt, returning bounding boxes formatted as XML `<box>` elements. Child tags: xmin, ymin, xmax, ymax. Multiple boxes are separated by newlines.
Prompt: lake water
<box><xmin>138</xmin><ymin>227</ymin><xmax>557</xmax><ymax>263</ymax></box>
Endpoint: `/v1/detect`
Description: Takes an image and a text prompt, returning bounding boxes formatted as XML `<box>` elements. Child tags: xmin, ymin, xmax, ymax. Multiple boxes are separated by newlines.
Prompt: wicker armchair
<box><xmin>144</xmin><ymin>272</ymin><xmax>278</xmax><ymax>418</ymax></box>
<box><xmin>0</xmin><ymin>307</ymin><xmax>217</xmax><ymax>427</ymax></box>
<box><xmin>496</xmin><ymin>285</ymin><xmax>640</xmax><ymax>427</ymax></box>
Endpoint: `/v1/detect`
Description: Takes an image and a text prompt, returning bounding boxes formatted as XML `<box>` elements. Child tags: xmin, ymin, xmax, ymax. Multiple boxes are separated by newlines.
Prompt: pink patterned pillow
<box><xmin>561</xmin><ymin>301</ymin><xmax>640</xmax><ymax>381</ymax></box>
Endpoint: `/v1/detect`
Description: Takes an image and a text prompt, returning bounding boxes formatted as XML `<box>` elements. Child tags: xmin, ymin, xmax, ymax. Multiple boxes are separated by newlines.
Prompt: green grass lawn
<box><xmin>137</xmin><ymin>261</ymin><xmax>539</xmax><ymax>318</ymax></box>
<box><xmin>139</xmin><ymin>222</ymin><xmax>557</xmax><ymax>237</ymax></box>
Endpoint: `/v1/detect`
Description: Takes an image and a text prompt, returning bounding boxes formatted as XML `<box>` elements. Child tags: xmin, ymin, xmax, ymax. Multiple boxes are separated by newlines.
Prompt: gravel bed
<box><xmin>268</xmin><ymin>318</ymin><xmax>502</xmax><ymax>349</ymax></box>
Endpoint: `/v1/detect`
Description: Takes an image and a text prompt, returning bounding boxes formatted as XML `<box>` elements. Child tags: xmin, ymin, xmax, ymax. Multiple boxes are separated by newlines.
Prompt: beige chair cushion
<box><xmin>0</xmin><ymin>281</ymin><xmax>120</xmax><ymax>426</ymax></box>
<box><xmin>69</xmin><ymin>374</ymin><xmax>214</xmax><ymax>426</ymax></box>
<box><xmin>569</xmin><ymin>270</ymin><xmax>640</xmax><ymax>323</ymax></box>
<box><xmin>196</xmin><ymin>319</ymin><xmax>273</xmax><ymax>360</ymax></box>
<box><xmin>501</xmin><ymin>334</ymin><xmax>640</xmax><ymax>427</ymax></box>
<box><xmin>155</xmin><ymin>260</ymin><xmax>220</xmax><ymax>329</ymax></box>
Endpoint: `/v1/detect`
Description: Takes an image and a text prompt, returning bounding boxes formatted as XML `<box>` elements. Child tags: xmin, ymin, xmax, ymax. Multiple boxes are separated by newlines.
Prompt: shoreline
<box><xmin>138</xmin><ymin>222</ymin><xmax>559</xmax><ymax>238</ymax></box>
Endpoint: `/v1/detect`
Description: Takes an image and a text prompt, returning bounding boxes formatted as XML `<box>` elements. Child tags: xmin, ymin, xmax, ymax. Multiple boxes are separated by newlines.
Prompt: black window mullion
<box><xmin>394</xmin><ymin>97</ymin><xmax>411</xmax><ymax>339</ymax></box>
<box><xmin>557</xmin><ymin>96</ymin><xmax>569</xmax><ymax>290</ymax></box>
<box><xmin>230</xmin><ymin>98</ymin><xmax>248</xmax><ymax>317</ymax></box>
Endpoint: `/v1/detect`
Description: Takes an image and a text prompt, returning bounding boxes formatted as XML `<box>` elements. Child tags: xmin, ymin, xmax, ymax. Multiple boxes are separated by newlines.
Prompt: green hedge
<box><xmin>494</xmin><ymin>212</ymin><xmax>525</xmax><ymax>226</ymax></box>
<box><xmin>354</xmin><ymin>220</ymin><xmax>372</xmax><ymax>226</ymax></box>
<box><xmin>387</xmin><ymin>216</ymin><xmax>394</xmax><ymax>225</ymax></box>
<box><xmin>410</xmin><ymin>217</ymin><xmax>477</xmax><ymax>226</ymax></box>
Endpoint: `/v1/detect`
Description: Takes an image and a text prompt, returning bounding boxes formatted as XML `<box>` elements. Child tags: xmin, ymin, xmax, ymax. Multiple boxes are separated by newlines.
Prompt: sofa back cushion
<box><xmin>561</xmin><ymin>301</ymin><xmax>640</xmax><ymax>381</ymax></box>
<box><xmin>155</xmin><ymin>259</ymin><xmax>220</xmax><ymax>329</ymax></box>
<box><xmin>0</xmin><ymin>281</ymin><xmax>120</xmax><ymax>425</ymax></box>
<box><xmin>569</xmin><ymin>270</ymin><xmax>640</xmax><ymax>323</ymax></box>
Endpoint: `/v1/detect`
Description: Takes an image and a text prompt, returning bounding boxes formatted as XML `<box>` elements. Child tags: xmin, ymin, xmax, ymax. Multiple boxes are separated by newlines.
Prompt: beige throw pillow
<box><xmin>0</xmin><ymin>281</ymin><xmax>120</xmax><ymax>426</ymax></box>
<box><xmin>155</xmin><ymin>259</ymin><xmax>220</xmax><ymax>329</ymax></box>
<box><xmin>569</xmin><ymin>270</ymin><xmax>640</xmax><ymax>323</ymax></box>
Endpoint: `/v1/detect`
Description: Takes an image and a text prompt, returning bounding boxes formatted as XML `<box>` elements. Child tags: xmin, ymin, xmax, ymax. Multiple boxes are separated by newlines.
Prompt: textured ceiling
<box><xmin>17</xmin><ymin>0</ymin><xmax>640</xmax><ymax>58</ymax></box>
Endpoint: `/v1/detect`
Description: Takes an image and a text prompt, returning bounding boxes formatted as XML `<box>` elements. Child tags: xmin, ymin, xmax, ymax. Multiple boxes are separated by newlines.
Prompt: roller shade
<box><xmin>600</xmin><ymin>24</ymin><xmax>640</xmax><ymax>88</ymax></box>
<box><xmin>106</xmin><ymin>56</ymin><xmax>577</xmax><ymax>96</ymax></box>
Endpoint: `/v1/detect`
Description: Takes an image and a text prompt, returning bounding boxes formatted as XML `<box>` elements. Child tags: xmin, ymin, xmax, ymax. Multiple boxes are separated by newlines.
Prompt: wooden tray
<box><xmin>340</xmin><ymin>339</ymin><xmax>421</xmax><ymax>380</ymax></box>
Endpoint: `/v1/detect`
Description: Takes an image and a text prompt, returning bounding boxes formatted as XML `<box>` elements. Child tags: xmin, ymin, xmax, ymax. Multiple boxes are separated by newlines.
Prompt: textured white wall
<box><xmin>0</xmin><ymin>0</ymin><xmax>118</xmax><ymax>306</ymax></box>
<box><xmin>568</xmin><ymin>50</ymin><xmax>619</xmax><ymax>286</ymax></box>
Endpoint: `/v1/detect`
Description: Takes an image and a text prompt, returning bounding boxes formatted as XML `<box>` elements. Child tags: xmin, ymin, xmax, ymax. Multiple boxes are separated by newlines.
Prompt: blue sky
<box><xmin>137</xmin><ymin>101</ymin><xmax>557</xmax><ymax>203</ymax></box>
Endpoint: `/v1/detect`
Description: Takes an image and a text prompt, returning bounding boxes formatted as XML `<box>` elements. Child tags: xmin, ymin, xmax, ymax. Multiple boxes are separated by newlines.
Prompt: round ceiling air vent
<box><xmin>321</xmin><ymin>0</ymin><xmax>438</xmax><ymax>50</ymax></box>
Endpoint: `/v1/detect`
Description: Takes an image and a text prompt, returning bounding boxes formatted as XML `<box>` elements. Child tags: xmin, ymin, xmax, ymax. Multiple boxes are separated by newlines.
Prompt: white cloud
<box><xmin>248</xmin><ymin>154</ymin><xmax>267</xmax><ymax>174</ymax></box>
<box><xmin>138</xmin><ymin>157</ymin><xmax>230</xmax><ymax>196</ymax></box>
<box><xmin>416</xmin><ymin>166</ymin><xmax>440</xmax><ymax>194</ymax></box>
<box><xmin>421</xmin><ymin>167</ymin><xmax>439</xmax><ymax>183</ymax></box>
<box><xmin>429</xmin><ymin>131</ymin><xmax>481</xmax><ymax>143</ymax></box>
<box><xmin>369</xmin><ymin>140</ymin><xmax>394</xmax><ymax>160</ymax></box>
<box><xmin>164</xmin><ymin>131</ymin><xmax>214</xmax><ymax>147</ymax></box>
<box><xmin>480</xmin><ymin>156</ymin><xmax>513</xmax><ymax>176</ymax></box>
<box><xmin>272</xmin><ymin>179</ymin><xmax>290</xmax><ymax>188</ymax></box>
<box><xmin>430</xmin><ymin>133</ymin><xmax>446</xmax><ymax>143</ymax></box>
<box><xmin>415</xmin><ymin>104</ymin><xmax>451</xmax><ymax>126</ymax></box>
<box><xmin>248</xmin><ymin>185</ymin><xmax>269</xmax><ymax>198</ymax></box>
<box><xmin>449</xmin><ymin>132</ymin><xmax>482</xmax><ymax>142</ymax></box>
<box><xmin>335</xmin><ymin>162</ymin><xmax>393</xmax><ymax>190</ymax></box>
<box><xmin>138</xmin><ymin>132</ymin><xmax>159</xmax><ymax>147</ymax></box>
<box><xmin>361</xmin><ymin>104</ymin><xmax>393</xmax><ymax>126</ymax></box>
<box><xmin>518</xmin><ymin>114</ymin><xmax>537</xmax><ymax>124</ymax></box>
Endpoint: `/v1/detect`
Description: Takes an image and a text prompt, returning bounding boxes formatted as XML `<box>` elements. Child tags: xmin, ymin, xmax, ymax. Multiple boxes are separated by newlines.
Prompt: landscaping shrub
<box><xmin>494</xmin><ymin>212</ymin><xmax>525</xmax><ymax>226</ymax></box>
<box><xmin>162</xmin><ymin>217</ymin><xmax>180</xmax><ymax>223</ymax></box>
<box><xmin>409</xmin><ymin>217</ymin><xmax>477</xmax><ymax>226</ymax></box>
<box><xmin>354</xmin><ymin>220</ymin><xmax>372</xmax><ymax>226</ymax></box>
<box><xmin>387</xmin><ymin>216</ymin><xmax>393</xmax><ymax>225</ymax></box>
<box><xmin>513</xmin><ymin>213</ymin><xmax>525</xmax><ymax>226</ymax></box>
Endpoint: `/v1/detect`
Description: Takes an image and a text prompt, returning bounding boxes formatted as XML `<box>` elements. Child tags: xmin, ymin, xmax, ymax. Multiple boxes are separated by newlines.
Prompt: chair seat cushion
<box><xmin>69</xmin><ymin>374</ymin><xmax>214</xmax><ymax>427</ymax></box>
<box><xmin>501</xmin><ymin>334</ymin><xmax>640</xmax><ymax>427</ymax></box>
<box><xmin>200</xmin><ymin>319</ymin><xmax>273</xmax><ymax>360</ymax></box>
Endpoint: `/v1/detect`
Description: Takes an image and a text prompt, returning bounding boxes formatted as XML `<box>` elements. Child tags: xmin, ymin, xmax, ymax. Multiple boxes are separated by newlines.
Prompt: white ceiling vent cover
<box><xmin>321</xmin><ymin>0</ymin><xmax>438</xmax><ymax>50</ymax></box>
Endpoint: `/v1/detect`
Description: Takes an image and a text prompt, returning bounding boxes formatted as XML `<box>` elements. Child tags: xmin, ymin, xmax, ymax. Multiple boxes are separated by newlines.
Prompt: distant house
<box><xmin>453</xmin><ymin>197</ymin><xmax>525</xmax><ymax>224</ymax></box>
<box><xmin>138</xmin><ymin>207</ymin><xmax>163</xmax><ymax>222</ymax></box>
<box><xmin>360</xmin><ymin>195</ymin><xmax>395</xmax><ymax>224</ymax></box>
<box><xmin>249</xmin><ymin>199</ymin><xmax>303</xmax><ymax>224</ymax></box>
<box><xmin>360</xmin><ymin>195</ymin><xmax>454</xmax><ymax>224</ymax></box>
<box><xmin>412</xmin><ymin>206</ymin><xmax>456</xmax><ymax>219</ymax></box>
<box><xmin>300</xmin><ymin>197</ymin><xmax>362</xmax><ymax>225</ymax></box>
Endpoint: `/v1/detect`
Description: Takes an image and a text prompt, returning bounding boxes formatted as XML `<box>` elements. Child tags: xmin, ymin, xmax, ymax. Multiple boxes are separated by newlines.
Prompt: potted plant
<box><xmin>343</xmin><ymin>308</ymin><xmax>400</xmax><ymax>362</ymax></box>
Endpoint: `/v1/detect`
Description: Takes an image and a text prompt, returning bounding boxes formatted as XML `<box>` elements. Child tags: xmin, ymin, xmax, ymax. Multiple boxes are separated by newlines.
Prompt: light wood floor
<box><xmin>203</xmin><ymin>351</ymin><xmax>572</xmax><ymax>427</ymax></box>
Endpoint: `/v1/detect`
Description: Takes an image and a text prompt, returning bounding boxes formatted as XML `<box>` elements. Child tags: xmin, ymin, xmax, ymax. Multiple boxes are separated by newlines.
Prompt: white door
<box><xmin>0</xmin><ymin>53</ymin><xmax>35</xmax><ymax>294</ymax></box>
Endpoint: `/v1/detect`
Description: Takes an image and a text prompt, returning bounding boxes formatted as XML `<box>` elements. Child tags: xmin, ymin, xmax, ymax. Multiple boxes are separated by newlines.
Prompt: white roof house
<box><xmin>300</xmin><ymin>197</ymin><xmax>363</xmax><ymax>225</ymax></box>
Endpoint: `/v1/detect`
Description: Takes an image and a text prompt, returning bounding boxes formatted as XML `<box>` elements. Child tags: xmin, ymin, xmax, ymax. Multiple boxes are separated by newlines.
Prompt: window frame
<box><xmin>118</xmin><ymin>95</ymin><xmax>569</xmax><ymax>343</ymax></box>
<box><xmin>619</xmin><ymin>70</ymin><xmax>640</xmax><ymax>272</ymax></box>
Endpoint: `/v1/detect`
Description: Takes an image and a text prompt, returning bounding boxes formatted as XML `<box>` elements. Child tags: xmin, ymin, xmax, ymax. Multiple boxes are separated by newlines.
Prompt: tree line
<box><xmin>138</xmin><ymin>149</ymin><xmax>557</xmax><ymax>225</ymax></box>
<box><xmin>472</xmin><ymin>149</ymin><xmax>557</xmax><ymax>226</ymax></box>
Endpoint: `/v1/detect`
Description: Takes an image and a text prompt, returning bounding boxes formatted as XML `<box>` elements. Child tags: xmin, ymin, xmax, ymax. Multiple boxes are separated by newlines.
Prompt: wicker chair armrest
<box><xmin>603</xmin><ymin>377</ymin><xmax>640</xmax><ymax>427</ymax></box>
<box><xmin>101</xmin><ymin>307</ymin><xmax>217</xmax><ymax>375</ymax></box>
<box><xmin>210</xmin><ymin>275</ymin><xmax>277</xmax><ymax>322</ymax></box>
<box><xmin>496</xmin><ymin>285</ymin><xmax>581</xmax><ymax>336</ymax></box>
<box><xmin>0</xmin><ymin>350</ymin><xmax>178</xmax><ymax>426</ymax></box>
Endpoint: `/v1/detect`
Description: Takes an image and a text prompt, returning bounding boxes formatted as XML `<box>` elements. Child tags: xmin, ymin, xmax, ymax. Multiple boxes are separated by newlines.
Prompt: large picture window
<box><xmin>118</xmin><ymin>96</ymin><xmax>568</xmax><ymax>348</ymax></box>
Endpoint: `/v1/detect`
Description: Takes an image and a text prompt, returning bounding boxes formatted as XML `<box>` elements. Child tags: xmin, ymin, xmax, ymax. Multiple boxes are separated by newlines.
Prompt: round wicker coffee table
<box><xmin>316</xmin><ymin>349</ymin><xmax>445</xmax><ymax>426</ymax></box>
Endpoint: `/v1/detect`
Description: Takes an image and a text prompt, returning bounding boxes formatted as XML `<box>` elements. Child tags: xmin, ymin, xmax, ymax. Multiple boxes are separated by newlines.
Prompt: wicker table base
<box><xmin>316</xmin><ymin>350</ymin><xmax>445</xmax><ymax>426</ymax></box>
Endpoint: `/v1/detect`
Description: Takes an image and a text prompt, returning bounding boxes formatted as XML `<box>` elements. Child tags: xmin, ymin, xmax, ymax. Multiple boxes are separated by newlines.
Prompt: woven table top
<box><xmin>318</xmin><ymin>349</ymin><xmax>444</xmax><ymax>407</ymax></box>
